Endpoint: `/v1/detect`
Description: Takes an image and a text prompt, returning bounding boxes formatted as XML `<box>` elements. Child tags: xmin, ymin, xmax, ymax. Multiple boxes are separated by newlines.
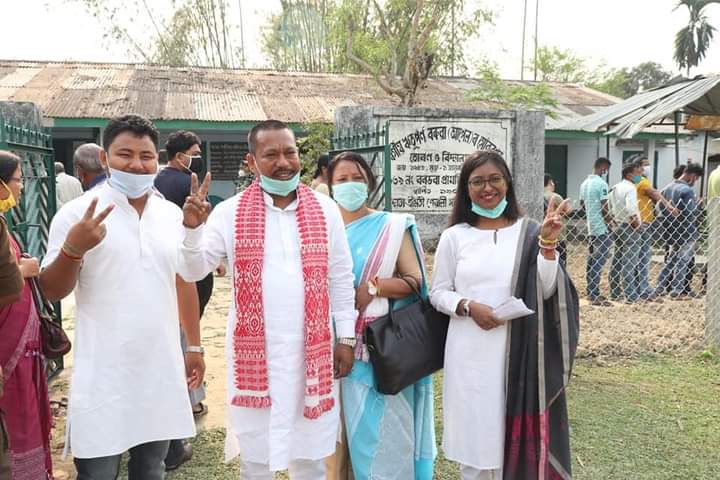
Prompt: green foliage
<box><xmin>467</xmin><ymin>63</ymin><xmax>558</xmax><ymax>117</ymax></box>
<box><xmin>589</xmin><ymin>62</ymin><xmax>673</xmax><ymax>99</ymax></box>
<box><xmin>69</xmin><ymin>0</ymin><xmax>241</xmax><ymax>67</ymax></box>
<box><xmin>673</xmin><ymin>0</ymin><xmax>720</xmax><ymax>76</ymax></box>
<box><xmin>297</xmin><ymin>122</ymin><xmax>333</xmax><ymax>184</ymax></box>
<box><xmin>262</xmin><ymin>1</ymin><xmax>345</xmax><ymax>72</ymax></box>
<box><xmin>588</xmin><ymin>68</ymin><xmax>631</xmax><ymax>98</ymax></box>
<box><xmin>262</xmin><ymin>0</ymin><xmax>493</xmax><ymax>77</ymax></box>
<box><xmin>532</xmin><ymin>46</ymin><xmax>590</xmax><ymax>83</ymax></box>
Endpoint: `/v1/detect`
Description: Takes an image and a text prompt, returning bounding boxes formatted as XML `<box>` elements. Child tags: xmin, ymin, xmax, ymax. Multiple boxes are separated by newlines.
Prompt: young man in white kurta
<box><xmin>430</xmin><ymin>220</ymin><xmax>558</xmax><ymax>479</ymax></box>
<box><xmin>43</xmin><ymin>184</ymin><xmax>196</xmax><ymax>457</ymax></box>
<box><xmin>39</xmin><ymin>115</ymin><xmax>201</xmax><ymax>479</ymax></box>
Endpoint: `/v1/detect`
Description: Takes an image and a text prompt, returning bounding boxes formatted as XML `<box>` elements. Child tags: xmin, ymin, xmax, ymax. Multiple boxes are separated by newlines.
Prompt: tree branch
<box><xmin>141</xmin><ymin>0</ymin><xmax>172</xmax><ymax>60</ymax></box>
<box><xmin>372</xmin><ymin>0</ymin><xmax>399</xmax><ymax>76</ymax></box>
<box><xmin>346</xmin><ymin>31</ymin><xmax>406</xmax><ymax>99</ymax></box>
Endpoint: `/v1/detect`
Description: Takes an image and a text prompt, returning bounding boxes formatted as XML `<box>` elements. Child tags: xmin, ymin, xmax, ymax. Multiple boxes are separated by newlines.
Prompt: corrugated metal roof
<box><xmin>0</xmin><ymin>60</ymin><xmax>618</xmax><ymax>127</ymax></box>
<box><xmin>560</xmin><ymin>76</ymin><xmax>720</xmax><ymax>138</ymax></box>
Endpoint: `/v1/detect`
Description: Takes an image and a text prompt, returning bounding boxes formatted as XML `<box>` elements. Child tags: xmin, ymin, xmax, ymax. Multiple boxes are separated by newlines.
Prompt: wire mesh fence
<box><xmin>558</xmin><ymin>194</ymin><xmax>720</xmax><ymax>357</ymax></box>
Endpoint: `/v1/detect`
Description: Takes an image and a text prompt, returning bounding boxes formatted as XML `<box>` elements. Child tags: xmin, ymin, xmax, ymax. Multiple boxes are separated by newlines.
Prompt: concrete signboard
<box><xmin>387</xmin><ymin>119</ymin><xmax>513</xmax><ymax>213</ymax></box>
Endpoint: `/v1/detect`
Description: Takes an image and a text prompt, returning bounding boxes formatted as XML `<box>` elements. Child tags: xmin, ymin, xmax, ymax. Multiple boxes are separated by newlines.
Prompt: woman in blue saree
<box><xmin>327</xmin><ymin>151</ymin><xmax>436</xmax><ymax>480</ymax></box>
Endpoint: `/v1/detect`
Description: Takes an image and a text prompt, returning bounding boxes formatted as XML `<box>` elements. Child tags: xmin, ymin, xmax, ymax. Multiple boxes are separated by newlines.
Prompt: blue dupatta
<box><xmin>341</xmin><ymin>211</ymin><xmax>436</xmax><ymax>480</ymax></box>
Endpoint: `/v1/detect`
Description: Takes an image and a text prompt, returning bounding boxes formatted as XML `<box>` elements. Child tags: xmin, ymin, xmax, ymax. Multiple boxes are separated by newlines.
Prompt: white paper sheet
<box><xmin>492</xmin><ymin>297</ymin><xmax>534</xmax><ymax>322</ymax></box>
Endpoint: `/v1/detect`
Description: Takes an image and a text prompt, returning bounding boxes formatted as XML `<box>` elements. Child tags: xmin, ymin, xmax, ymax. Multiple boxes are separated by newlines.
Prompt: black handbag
<box><xmin>364</xmin><ymin>277</ymin><xmax>450</xmax><ymax>395</ymax></box>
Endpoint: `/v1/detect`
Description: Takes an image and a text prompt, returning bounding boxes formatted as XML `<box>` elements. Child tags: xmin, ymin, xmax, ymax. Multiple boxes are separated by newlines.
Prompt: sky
<box><xmin>2</xmin><ymin>0</ymin><xmax>719</xmax><ymax>79</ymax></box>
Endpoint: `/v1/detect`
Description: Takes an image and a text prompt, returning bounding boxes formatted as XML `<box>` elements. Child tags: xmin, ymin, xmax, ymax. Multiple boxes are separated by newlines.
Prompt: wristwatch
<box><xmin>460</xmin><ymin>300</ymin><xmax>471</xmax><ymax>317</ymax></box>
<box><xmin>367</xmin><ymin>278</ymin><xmax>378</xmax><ymax>296</ymax></box>
<box><xmin>337</xmin><ymin>337</ymin><xmax>357</xmax><ymax>348</ymax></box>
<box><xmin>186</xmin><ymin>345</ymin><xmax>205</xmax><ymax>355</ymax></box>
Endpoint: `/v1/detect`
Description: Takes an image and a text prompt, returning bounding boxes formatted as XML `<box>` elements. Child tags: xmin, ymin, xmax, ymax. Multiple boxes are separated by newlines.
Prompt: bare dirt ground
<box><xmin>50</xmin><ymin>250</ymin><xmax>710</xmax><ymax>476</ymax></box>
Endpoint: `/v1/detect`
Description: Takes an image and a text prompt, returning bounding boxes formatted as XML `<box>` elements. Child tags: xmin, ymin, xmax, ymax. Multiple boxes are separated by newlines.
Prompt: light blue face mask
<box><xmin>332</xmin><ymin>182</ymin><xmax>368</xmax><ymax>212</ymax></box>
<box><xmin>631</xmin><ymin>175</ymin><xmax>642</xmax><ymax>184</ymax></box>
<box><xmin>471</xmin><ymin>197</ymin><xmax>508</xmax><ymax>219</ymax></box>
<box><xmin>107</xmin><ymin>167</ymin><xmax>156</xmax><ymax>199</ymax></box>
<box><xmin>260</xmin><ymin>172</ymin><xmax>300</xmax><ymax>196</ymax></box>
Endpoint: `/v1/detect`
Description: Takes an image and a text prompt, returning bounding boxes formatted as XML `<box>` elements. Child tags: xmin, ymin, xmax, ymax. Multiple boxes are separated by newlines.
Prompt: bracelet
<box><xmin>60</xmin><ymin>246</ymin><xmax>83</xmax><ymax>262</ymax></box>
<box><xmin>538</xmin><ymin>235</ymin><xmax>558</xmax><ymax>246</ymax></box>
<box><xmin>537</xmin><ymin>240</ymin><xmax>557</xmax><ymax>251</ymax></box>
<box><xmin>186</xmin><ymin>345</ymin><xmax>204</xmax><ymax>355</ymax></box>
<box><xmin>62</xmin><ymin>241</ymin><xmax>85</xmax><ymax>258</ymax></box>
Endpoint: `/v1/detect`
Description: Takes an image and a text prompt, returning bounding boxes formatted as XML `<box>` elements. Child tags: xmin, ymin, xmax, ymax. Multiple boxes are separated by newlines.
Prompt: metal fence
<box><xmin>559</xmin><ymin>193</ymin><xmax>720</xmax><ymax>356</ymax></box>
<box><xmin>0</xmin><ymin>113</ymin><xmax>63</xmax><ymax>377</ymax></box>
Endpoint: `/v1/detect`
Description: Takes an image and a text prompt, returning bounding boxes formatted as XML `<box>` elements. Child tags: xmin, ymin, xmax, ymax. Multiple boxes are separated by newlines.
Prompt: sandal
<box><xmin>192</xmin><ymin>402</ymin><xmax>209</xmax><ymax>418</ymax></box>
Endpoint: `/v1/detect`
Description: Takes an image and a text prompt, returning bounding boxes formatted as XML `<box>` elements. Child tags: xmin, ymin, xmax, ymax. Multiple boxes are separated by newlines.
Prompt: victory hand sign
<box><xmin>540</xmin><ymin>198</ymin><xmax>571</xmax><ymax>244</ymax></box>
<box><xmin>65</xmin><ymin>198</ymin><xmax>115</xmax><ymax>255</ymax></box>
<box><xmin>183</xmin><ymin>173</ymin><xmax>212</xmax><ymax>228</ymax></box>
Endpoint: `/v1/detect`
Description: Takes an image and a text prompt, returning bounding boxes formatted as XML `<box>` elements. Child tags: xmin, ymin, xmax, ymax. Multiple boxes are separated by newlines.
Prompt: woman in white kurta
<box><xmin>430</xmin><ymin>151</ymin><xmax>577</xmax><ymax>480</ymax></box>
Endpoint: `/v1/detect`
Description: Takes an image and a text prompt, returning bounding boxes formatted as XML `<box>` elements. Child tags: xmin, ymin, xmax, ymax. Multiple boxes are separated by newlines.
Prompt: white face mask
<box><xmin>108</xmin><ymin>167</ymin><xmax>157</xmax><ymax>199</ymax></box>
<box><xmin>643</xmin><ymin>166</ymin><xmax>652</xmax><ymax>177</ymax></box>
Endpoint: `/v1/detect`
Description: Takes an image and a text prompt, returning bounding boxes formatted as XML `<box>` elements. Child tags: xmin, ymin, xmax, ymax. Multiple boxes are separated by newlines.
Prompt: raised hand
<box><xmin>540</xmin><ymin>197</ymin><xmax>571</xmax><ymax>244</ymax></box>
<box><xmin>64</xmin><ymin>198</ymin><xmax>115</xmax><ymax>256</ymax></box>
<box><xmin>183</xmin><ymin>173</ymin><xmax>212</xmax><ymax>229</ymax></box>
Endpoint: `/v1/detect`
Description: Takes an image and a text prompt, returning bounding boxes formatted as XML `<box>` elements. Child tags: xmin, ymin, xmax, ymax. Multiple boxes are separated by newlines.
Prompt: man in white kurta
<box><xmin>177</xmin><ymin>121</ymin><xmax>357</xmax><ymax>479</ymax></box>
<box><xmin>40</xmin><ymin>115</ymin><xmax>199</xmax><ymax>479</ymax></box>
<box><xmin>44</xmin><ymin>184</ymin><xmax>196</xmax><ymax>457</ymax></box>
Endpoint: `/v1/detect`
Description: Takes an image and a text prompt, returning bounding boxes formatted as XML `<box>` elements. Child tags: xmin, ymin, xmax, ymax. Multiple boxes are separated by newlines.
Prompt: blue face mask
<box><xmin>259</xmin><ymin>172</ymin><xmax>300</xmax><ymax>196</ymax></box>
<box><xmin>631</xmin><ymin>175</ymin><xmax>642</xmax><ymax>184</ymax></box>
<box><xmin>471</xmin><ymin>197</ymin><xmax>508</xmax><ymax>219</ymax></box>
<box><xmin>332</xmin><ymin>182</ymin><xmax>368</xmax><ymax>212</ymax></box>
<box><xmin>107</xmin><ymin>167</ymin><xmax>156</xmax><ymax>199</ymax></box>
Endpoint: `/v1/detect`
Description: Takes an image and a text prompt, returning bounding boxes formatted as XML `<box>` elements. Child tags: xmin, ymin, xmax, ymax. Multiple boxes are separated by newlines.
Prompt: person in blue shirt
<box><xmin>655</xmin><ymin>163</ymin><xmax>704</xmax><ymax>299</ymax></box>
<box><xmin>579</xmin><ymin>157</ymin><xmax>614</xmax><ymax>306</ymax></box>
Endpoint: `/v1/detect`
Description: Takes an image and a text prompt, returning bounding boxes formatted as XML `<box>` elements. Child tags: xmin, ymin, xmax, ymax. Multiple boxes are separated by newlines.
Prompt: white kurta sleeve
<box><xmin>326</xmin><ymin>203</ymin><xmax>357</xmax><ymax>339</ymax></box>
<box><xmin>537</xmin><ymin>253</ymin><xmax>559</xmax><ymax>299</ymax></box>
<box><xmin>177</xmin><ymin>203</ymin><xmax>229</xmax><ymax>282</ymax></box>
<box><xmin>430</xmin><ymin>229</ymin><xmax>464</xmax><ymax>316</ymax></box>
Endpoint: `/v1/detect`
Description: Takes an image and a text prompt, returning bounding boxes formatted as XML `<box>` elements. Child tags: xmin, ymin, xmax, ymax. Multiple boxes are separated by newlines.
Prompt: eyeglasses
<box><xmin>468</xmin><ymin>175</ymin><xmax>505</xmax><ymax>190</ymax></box>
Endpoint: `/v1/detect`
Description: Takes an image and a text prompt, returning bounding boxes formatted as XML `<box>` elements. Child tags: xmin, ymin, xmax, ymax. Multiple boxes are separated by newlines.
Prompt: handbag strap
<box><xmin>20</xmin><ymin>253</ymin><xmax>54</xmax><ymax>317</ymax></box>
<box><xmin>398</xmin><ymin>275</ymin><xmax>422</xmax><ymax>298</ymax></box>
<box><xmin>385</xmin><ymin>275</ymin><xmax>423</xmax><ymax>329</ymax></box>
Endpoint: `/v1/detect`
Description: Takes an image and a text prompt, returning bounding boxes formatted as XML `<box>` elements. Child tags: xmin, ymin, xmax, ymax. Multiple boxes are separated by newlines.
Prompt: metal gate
<box><xmin>330</xmin><ymin>124</ymin><xmax>390</xmax><ymax>210</ymax></box>
<box><xmin>0</xmin><ymin>112</ymin><xmax>63</xmax><ymax>377</ymax></box>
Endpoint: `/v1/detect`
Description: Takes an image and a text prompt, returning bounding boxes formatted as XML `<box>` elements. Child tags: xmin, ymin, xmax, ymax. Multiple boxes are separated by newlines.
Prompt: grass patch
<box><xmin>569</xmin><ymin>354</ymin><xmax>720</xmax><ymax>479</ymax></box>
<box><xmin>166</xmin><ymin>355</ymin><xmax>720</xmax><ymax>479</ymax></box>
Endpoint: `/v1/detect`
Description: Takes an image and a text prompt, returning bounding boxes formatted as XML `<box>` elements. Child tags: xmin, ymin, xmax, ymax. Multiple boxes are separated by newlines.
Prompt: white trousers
<box><xmin>460</xmin><ymin>465</ymin><xmax>503</xmax><ymax>480</ymax></box>
<box><xmin>240</xmin><ymin>458</ymin><xmax>327</xmax><ymax>480</ymax></box>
